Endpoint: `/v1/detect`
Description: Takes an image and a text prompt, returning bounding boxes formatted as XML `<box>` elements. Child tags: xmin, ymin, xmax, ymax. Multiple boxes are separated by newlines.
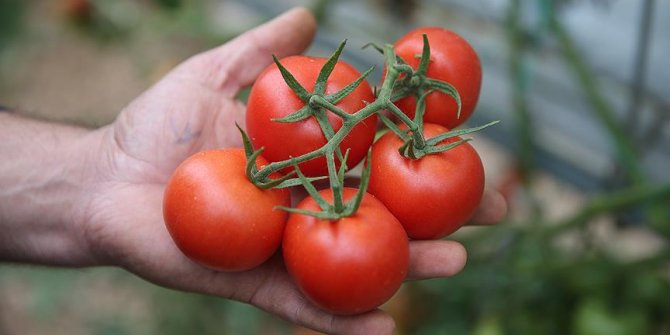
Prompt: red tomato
<box><xmin>246</xmin><ymin>56</ymin><xmax>377</xmax><ymax>177</ymax></box>
<box><xmin>367</xmin><ymin>123</ymin><xmax>485</xmax><ymax>239</ymax></box>
<box><xmin>393</xmin><ymin>27</ymin><xmax>482</xmax><ymax>129</ymax></box>
<box><xmin>163</xmin><ymin>149</ymin><xmax>290</xmax><ymax>271</ymax></box>
<box><xmin>283</xmin><ymin>188</ymin><xmax>409</xmax><ymax>315</ymax></box>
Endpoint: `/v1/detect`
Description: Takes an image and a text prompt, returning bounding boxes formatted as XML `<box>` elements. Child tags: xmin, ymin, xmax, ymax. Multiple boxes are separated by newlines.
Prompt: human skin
<box><xmin>0</xmin><ymin>8</ymin><xmax>506</xmax><ymax>335</ymax></box>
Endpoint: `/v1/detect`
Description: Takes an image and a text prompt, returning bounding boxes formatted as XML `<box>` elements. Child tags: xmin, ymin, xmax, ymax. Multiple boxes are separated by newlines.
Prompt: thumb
<box><xmin>186</xmin><ymin>7</ymin><xmax>317</xmax><ymax>96</ymax></box>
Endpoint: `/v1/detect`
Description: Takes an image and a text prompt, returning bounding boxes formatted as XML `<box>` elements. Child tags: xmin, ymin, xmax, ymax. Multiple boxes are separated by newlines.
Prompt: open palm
<box><xmin>74</xmin><ymin>8</ymin><xmax>505</xmax><ymax>335</ymax></box>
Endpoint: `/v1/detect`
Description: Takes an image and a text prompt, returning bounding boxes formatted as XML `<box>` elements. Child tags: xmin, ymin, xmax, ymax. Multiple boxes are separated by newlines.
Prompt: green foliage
<box><xmin>397</xmin><ymin>220</ymin><xmax>670</xmax><ymax>334</ymax></box>
<box><xmin>0</xmin><ymin>0</ymin><xmax>23</xmax><ymax>51</ymax></box>
<box><xmin>153</xmin><ymin>0</ymin><xmax>182</xmax><ymax>11</ymax></box>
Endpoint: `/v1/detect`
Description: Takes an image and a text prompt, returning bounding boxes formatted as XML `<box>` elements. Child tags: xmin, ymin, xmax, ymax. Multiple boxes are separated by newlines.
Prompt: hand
<box><xmin>75</xmin><ymin>8</ymin><xmax>506</xmax><ymax>334</ymax></box>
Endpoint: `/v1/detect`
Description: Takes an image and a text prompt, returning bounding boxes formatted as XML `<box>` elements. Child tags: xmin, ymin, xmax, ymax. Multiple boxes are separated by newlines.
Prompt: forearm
<box><xmin>0</xmin><ymin>112</ymin><xmax>98</xmax><ymax>266</ymax></box>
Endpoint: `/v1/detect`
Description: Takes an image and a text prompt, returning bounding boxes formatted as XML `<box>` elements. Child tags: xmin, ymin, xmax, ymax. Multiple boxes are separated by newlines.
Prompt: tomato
<box><xmin>282</xmin><ymin>188</ymin><xmax>409</xmax><ymax>315</ymax></box>
<box><xmin>246</xmin><ymin>56</ymin><xmax>377</xmax><ymax>177</ymax></box>
<box><xmin>367</xmin><ymin>123</ymin><xmax>485</xmax><ymax>239</ymax></box>
<box><xmin>163</xmin><ymin>149</ymin><xmax>290</xmax><ymax>271</ymax></box>
<box><xmin>393</xmin><ymin>27</ymin><xmax>482</xmax><ymax>129</ymax></box>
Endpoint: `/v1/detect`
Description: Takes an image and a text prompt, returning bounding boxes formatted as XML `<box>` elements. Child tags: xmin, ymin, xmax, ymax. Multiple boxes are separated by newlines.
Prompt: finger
<box><xmin>407</xmin><ymin>240</ymin><xmax>467</xmax><ymax>280</ymax></box>
<box><xmin>189</xmin><ymin>7</ymin><xmax>317</xmax><ymax>95</ymax></box>
<box><xmin>129</xmin><ymin>246</ymin><xmax>395</xmax><ymax>335</ymax></box>
<box><xmin>244</xmin><ymin>265</ymin><xmax>396</xmax><ymax>335</ymax></box>
<box><xmin>325</xmin><ymin>309</ymin><xmax>395</xmax><ymax>335</ymax></box>
<box><xmin>284</xmin><ymin>305</ymin><xmax>395</xmax><ymax>335</ymax></box>
<box><xmin>469</xmin><ymin>188</ymin><xmax>507</xmax><ymax>225</ymax></box>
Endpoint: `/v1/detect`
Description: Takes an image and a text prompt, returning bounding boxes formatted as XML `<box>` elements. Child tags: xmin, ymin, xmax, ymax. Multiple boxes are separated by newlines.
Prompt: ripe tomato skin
<box><xmin>367</xmin><ymin>123</ymin><xmax>485</xmax><ymax>239</ymax></box>
<box><xmin>283</xmin><ymin>188</ymin><xmax>409</xmax><ymax>315</ymax></box>
<box><xmin>394</xmin><ymin>27</ymin><xmax>482</xmax><ymax>129</ymax></box>
<box><xmin>163</xmin><ymin>149</ymin><xmax>290</xmax><ymax>271</ymax></box>
<box><xmin>246</xmin><ymin>56</ymin><xmax>377</xmax><ymax>177</ymax></box>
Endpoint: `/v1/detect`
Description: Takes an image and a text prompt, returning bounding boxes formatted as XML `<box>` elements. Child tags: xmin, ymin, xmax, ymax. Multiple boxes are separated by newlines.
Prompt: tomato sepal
<box><xmin>415</xmin><ymin>34</ymin><xmax>432</xmax><ymax>76</ymax></box>
<box><xmin>425</xmin><ymin>120</ymin><xmax>500</xmax><ymax>146</ymax></box>
<box><xmin>271</xmin><ymin>105</ymin><xmax>313</xmax><ymax>123</ymax></box>
<box><xmin>237</xmin><ymin>123</ymin><xmax>327</xmax><ymax>189</ymax></box>
<box><xmin>314</xmin><ymin>40</ymin><xmax>347</xmax><ymax>95</ymax></box>
<box><xmin>272</xmin><ymin>54</ymin><xmax>311</xmax><ymax>102</ymax></box>
<box><xmin>424</xmin><ymin>78</ymin><xmax>462</xmax><ymax>119</ymax></box>
<box><xmin>326</xmin><ymin>66</ymin><xmax>375</xmax><ymax>104</ymax></box>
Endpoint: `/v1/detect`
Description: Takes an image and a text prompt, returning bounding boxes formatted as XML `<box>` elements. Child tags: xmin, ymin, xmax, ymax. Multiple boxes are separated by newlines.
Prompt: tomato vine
<box><xmin>240</xmin><ymin>35</ymin><xmax>497</xmax><ymax>219</ymax></box>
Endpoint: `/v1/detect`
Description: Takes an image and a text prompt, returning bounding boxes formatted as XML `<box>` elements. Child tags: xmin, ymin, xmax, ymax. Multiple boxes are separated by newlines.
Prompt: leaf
<box><xmin>245</xmin><ymin>147</ymin><xmax>265</xmax><ymax>181</ymax></box>
<box><xmin>361</xmin><ymin>42</ymin><xmax>384</xmax><ymax>54</ymax></box>
<box><xmin>273</xmin><ymin>55</ymin><xmax>311</xmax><ymax>102</ymax></box>
<box><xmin>327</xmin><ymin>66</ymin><xmax>374</xmax><ymax>104</ymax></box>
<box><xmin>265</xmin><ymin>175</ymin><xmax>327</xmax><ymax>189</ymax></box>
<box><xmin>416</xmin><ymin>34</ymin><xmax>431</xmax><ymax>75</ymax></box>
<box><xmin>426</xmin><ymin>78</ymin><xmax>462</xmax><ymax>119</ymax></box>
<box><xmin>315</xmin><ymin>40</ymin><xmax>346</xmax><ymax>95</ymax></box>
<box><xmin>271</xmin><ymin>105</ymin><xmax>313</xmax><ymax>123</ymax></box>
<box><xmin>424</xmin><ymin>138</ymin><xmax>471</xmax><ymax>155</ymax></box>
<box><xmin>426</xmin><ymin>120</ymin><xmax>500</xmax><ymax>146</ymax></box>
<box><xmin>235</xmin><ymin>123</ymin><xmax>255</xmax><ymax>158</ymax></box>
<box><xmin>255</xmin><ymin>171</ymin><xmax>295</xmax><ymax>189</ymax></box>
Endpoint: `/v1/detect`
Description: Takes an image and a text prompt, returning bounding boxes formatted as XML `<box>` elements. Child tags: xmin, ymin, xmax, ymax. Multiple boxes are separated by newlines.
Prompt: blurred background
<box><xmin>1</xmin><ymin>0</ymin><xmax>669</xmax><ymax>334</ymax></box>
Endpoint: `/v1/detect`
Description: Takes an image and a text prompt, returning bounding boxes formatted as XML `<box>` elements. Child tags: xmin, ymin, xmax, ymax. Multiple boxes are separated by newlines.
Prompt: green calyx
<box><xmin>275</xmin><ymin>149</ymin><xmax>372</xmax><ymax>220</ymax></box>
<box><xmin>236</xmin><ymin>123</ymin><xmax>326</xmax><ymax>189</ymax></box>
<box><xmin>379</xmin><ymin>34</ymin><xmax>501</xmax><ymax>160</ymax></box>
<box><xmin>270</xmin><ymin>40</ymin><xmax>373</xmax><ymax>125</ymax></box>
<box><xmin>240</xmin><ymin>36</ymin><xmax>498</xmax><ymax>219</ymax></box>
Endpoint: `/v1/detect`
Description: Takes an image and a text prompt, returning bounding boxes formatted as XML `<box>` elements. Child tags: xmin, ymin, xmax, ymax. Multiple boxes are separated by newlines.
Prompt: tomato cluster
<box><xmin>162</xmin><ymin>27</ymin><xmax>488</xmax><ymax>315</ymax></box>
<box><xmin>246</xmin><ymin>56</ymin><xmax>377</xmax><ymax>177</ymax></box>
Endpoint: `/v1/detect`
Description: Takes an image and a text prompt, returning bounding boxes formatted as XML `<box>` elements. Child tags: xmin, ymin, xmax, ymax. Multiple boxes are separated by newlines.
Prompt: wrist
<box><xmin>0</xmin><ymin>113</ymin><xmax>101</xmax><ymax>266</ymax></box>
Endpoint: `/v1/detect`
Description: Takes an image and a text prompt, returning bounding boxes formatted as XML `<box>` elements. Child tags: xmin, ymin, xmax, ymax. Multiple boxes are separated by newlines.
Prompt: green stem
<box><xmin>250</xmin><ymin>41</ymin><xmax>499</xmax><ymax>220</ymax></box>
<box><xmin>385</xmin><ymin>102</ymin><xmax>426</xmax><ymax>152</ymax></box>
<box><xmin>325</xmin><ymin>150</ymin><xmax>344</xmax><ymax>213</ymax></box>
<box><xmin>549</xmin><ymin>16</ymin><xmax>644</xmax><ymax>185</ymax></box>
<box><xmin>311</xmin><ymin>95</ymin><xmax>354</xmax><ymax>121</ymax></box>
<box><xmin>547</xmin><ymin>184</ymin><xmax>670</xmax><ymax>236</ymax></box>
<box><xmin>506</xmin><ymin>0</ymin><xmax>536</xmax><ymax>188</ymax></box>
<box><xmin>313</xmin><ymin>106</ymin><xmax>345</xmax><ymax>163</ymax></box>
